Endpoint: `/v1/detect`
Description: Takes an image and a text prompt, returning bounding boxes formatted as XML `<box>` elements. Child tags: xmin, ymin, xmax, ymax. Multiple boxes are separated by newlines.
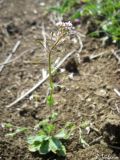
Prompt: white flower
<box><xmin>56</xmin><ymin>21</ymin><xmax>73</xmax><ymax>31</ymax></box>
<box><xmin>65</xmin><ymin>21</ymin><xmax>73</xmax><ymax>27</ymax></box>
<box><xmin>56</xmin><ymin>21</ymin><xmax>63</xmax><ymax>27</ymax></box>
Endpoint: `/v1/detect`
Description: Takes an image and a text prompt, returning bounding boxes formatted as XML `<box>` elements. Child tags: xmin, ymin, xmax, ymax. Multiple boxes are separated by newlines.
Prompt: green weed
<box><xmin>27</xmin><ymin>119</ymin><xmax>75</xmax><ymax>156</ymax></box>
<box><xmin>50</xmin><ymin>0</ymin><xmax>79</xmax><ymax>16</ymax></box>
<box><xmin>51</xmin><ymin>0</ymin><xmax>120</xmax><ymax>42</ymax></box>
<box><xmin>80</xmin><ymin>0</ymin><xmax>120</xmax><ymax>41</ymax></box>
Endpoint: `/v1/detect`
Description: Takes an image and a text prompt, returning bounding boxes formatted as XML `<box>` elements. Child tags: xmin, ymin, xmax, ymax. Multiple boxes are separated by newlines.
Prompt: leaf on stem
<box><xmin>47</xmin><ymin>95</ymin><xmax>54</xmax><ymax>107</ymax></box>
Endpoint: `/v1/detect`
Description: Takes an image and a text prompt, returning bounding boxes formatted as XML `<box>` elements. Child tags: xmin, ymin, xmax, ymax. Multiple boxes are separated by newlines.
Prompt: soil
<box><xmin>0</xmin><ymin>0</ymin><xmax>120</xmax><ymax>160</ymax></box>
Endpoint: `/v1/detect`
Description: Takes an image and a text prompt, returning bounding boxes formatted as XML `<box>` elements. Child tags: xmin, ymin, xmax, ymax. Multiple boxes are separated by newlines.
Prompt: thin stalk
<box><xmin>48</xmin><ymin>32</ymin><xmax>65</xmax><ymax>109</ymax></box>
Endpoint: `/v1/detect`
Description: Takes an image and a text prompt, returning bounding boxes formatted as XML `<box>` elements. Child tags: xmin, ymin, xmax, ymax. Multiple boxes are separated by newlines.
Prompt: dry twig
<box><xmin>0</xmin><ymin>47</ymin><xmax>38</xmax><ymax>66</ymax></box>
<box><xmin>114</xmin><ymin>88</ymin><xmax>120</xmax><ymax>97</ymax></box>
<box><xmin>89</xmin><ymin>136</ymin><xmax>103</xmax><ymax>145</ymax></box>
<box><xmin>41</xmin><ymin>23</ymin><xmax>47</xmax><ymax>53</ymax></box>
<box><xmin>112</xmin><ymin>49</ymin><xmax>120</xmax><ymax>63</ymax></box>
<box><xmin>0</xmin><ymin>40</ymin><xmax>21</xmax><ymax>72</ymax></box>
<box><xmin>115</xmin><ymin>103</ymin><xmax>120</xmax><ymax>113</ymax></box>
<box><xmin>90</xmin><ymin>51</ymin><xmax>106</xmax><ymax>60</ymax></box>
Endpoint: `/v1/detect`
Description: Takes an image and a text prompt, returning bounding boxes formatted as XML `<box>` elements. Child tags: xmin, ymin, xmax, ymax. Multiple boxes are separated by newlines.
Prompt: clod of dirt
<box><xmin>26</xmin><ymin>19</ymin><xmax>37</xmax><ymax>26</ymax></box>
<box><xmin>101</xmin><ymin>114</ymin><xmax>120</xmax><ymax>155</ymax></box>
<box><xmin>19</xmin><ymin>108</ymin><xmax>38</xmax><ymax>120</ymax></box>
<box><xmin>105</xmin><ymin>37</ymin><xmax>113</xmax><ymax>47</ymax></box>
<box><xmin>86</xmin><ymin>21</ymin><xmax>98</xmax><ymax>34</ymax></box>
<box><xmin>0</xmin><ymin>41</ymin><xmax>2</xmax><ymax>47</ymax></box>
<box><xmin>0</xmin><ymin>33</ymin><xmax>5</xmax><ymax>49</ymax></box>
<box><xmin>19</xmin><ymin>109</ymin><xmax>29</xmax><ymax>117</ymax></box>
<box><xmin>82</xmin><ymin>56</ymin><xmax>91</xmax><ymax>63</ymax></box>
<box><xmin>64</xmin><ymin>58</ymin><xmax>79</xmax><ymax>74</ymax></box>
<box><xmin>6</xmin><ymin>23</ymin><xmax>20</xmax><ymax>36</ymax></box>
<box><xmin>54</xmin><ymin>85</ymin><xmax>61</xmax><ymax>93</ymax></box>
<box><xmin>80</xmin><ymin>15</ymin><xmax>91</xmax><ymax>25</ymax></box>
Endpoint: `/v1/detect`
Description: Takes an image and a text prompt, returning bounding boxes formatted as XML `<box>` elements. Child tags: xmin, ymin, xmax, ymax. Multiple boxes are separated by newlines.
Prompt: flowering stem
<box><xmin>47</xmin><ymin>21</ymin><xmax>73</xmax><ymax>109</ymax></box>
<box><xmin>48</xmin><ymin>33</ymin><xmax>65</xmax><ymax>108</ymax></box>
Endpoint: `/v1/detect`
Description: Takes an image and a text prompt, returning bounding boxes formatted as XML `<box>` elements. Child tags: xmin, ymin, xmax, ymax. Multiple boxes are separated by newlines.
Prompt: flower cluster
<box><xmin>56</xmin><ymin>21</ymin><xmax>74</xmax><ymax>32</ymax></box>
<box><xmin>56</xmin><ymin>21</ymin><xmax>72</xmax><ymax>27</ymax></box>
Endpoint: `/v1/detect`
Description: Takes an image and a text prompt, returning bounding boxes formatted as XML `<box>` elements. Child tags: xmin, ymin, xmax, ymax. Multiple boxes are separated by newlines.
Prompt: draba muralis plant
<box><xmin>27</xmin><ymin>21</ymin><xmax>76</xmax><ymax>156</ymax></box>
<box><xmin>5</xmin><ymin>22</ymin><xmax>76</xmax><ymax>157</ymax></box>
<box><xmin>47</xmin><ymin>21</ymin><xmax>74</xmax><ymax>108</ymax></box>
<box><xmin>27</xmin><ymin>116</ymin><xmax>75</xmax><ymax>156</ymax></box>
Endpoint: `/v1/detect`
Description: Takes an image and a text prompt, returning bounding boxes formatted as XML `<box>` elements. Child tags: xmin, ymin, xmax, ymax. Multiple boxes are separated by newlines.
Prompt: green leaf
<box><xmin>5</xmin><ymin>132</ymin><xmax>16</xmax><ymax>137</ymax></box>
<box><xmin>80</xmin><ymin>138</ymin><xmax>89</xmax><ymax>148</ymax></box>
<box><xmin>43</xmin><ymin>123</ymin><xmax>55</xmax><ymax>135</ymax></box>
<box><xmin>36</xmin><ymin>120</ymin><xmax>55</xmax><ymax>135</ymax></box>
<box><xmin>55</xmin><ymin>130</ymin><xmax>67</xmax><ymax>139</ymax></box>
<box><xmin>5</xmin><ymin>127</ymin><xmax>28</xmax><ymax>137</ymax></box>
<box><xmin>80</xmin><ymin>121</ymin><xmax>90</xmax><ymax>129</ymax></box>
<box><xmin>49</xmin><ymin>112</ymin><xmax>58</xmax><ymax>121</ymax></box>
<box><xmin>63</xmin><ymin>122</ymin><xmax>76</xmax><ymax>139</ymax></box>
<box><xmin>57</xmin><ymin>145</ymin><xmax>66</xmax><ymax>157</ymax></box>
<box><xmin>39</xmin><ymin>140</ymin><xmax>49</xmax><ymax>154</ymax></box>
<box><xmin>49</xmin><ymin>137</ymin><xmax>66</xmax><ymax>156</ymax></box>
<box><xmin>49</xmin><ymin>7</ymin><xmax>62</xmax><ymax>14</ymax></box>
<box><xmin>38</xmin><ymin>130</ymin><xmax>47</xmax><ymax>136</ymax></box>
<box><xmin>3</xmin><ymin>123</ymin><xmax>13</xmax><ymax>128</ymax></box>
<box><xmin>71</xmin><ymin>11</ymin><xmax>80</xmax><ymax>20</ymax></box>
<box><xmin>27</xmin><ymin>135</ymin><xmax>47</xmax><ymax>144</ymax></box>
<box><xmin>47</xmin><ymin>95</ymin><xmax>54</xmax><ymax>107</ymax></box>
<box><xmin>27</xmin><ymin>135</ymin><xmax>50</xmax><ymax>153</ymax></box>
<box><xmin>28</xmin><ymin>143</ymin><xmax>41</xmax><ymax>152</ymax></box>
<box><xmin>55</xmin><ymin>124</ymin><xmax>72</xmax><ymax>141</ymax></box>
<box><xmin>15</xmin><ymin>127</ymin><xmax>28</xmax><ymax>134</ymax></box>
<box><xmin>35</xmin><ymin>119</ymin><xmax>49</xmax><ymax>129</ymax></box>
<box><xmin>49</xmin><ymin>138</ymin><xmax>59</xmax><ymax>153</ymax></box>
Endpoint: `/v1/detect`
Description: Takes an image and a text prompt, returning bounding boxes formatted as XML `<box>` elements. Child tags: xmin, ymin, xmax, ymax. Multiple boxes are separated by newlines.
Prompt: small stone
<box><xmin>33</xmin><ymin>9</ymin><xmax>38</xmax><ymax>14</ymax></box>
<box><xmin>40</xmin><ymin>2</ymin><xmax>45</xmax><ymax>6</ymax></box>
<box><xmin>95</xmin><ymin>89</ymin><xmax>107</xmax><ymax>97</ymax></box>
<box><xmin>86</xmin><ymin>98</ymin><xmax>92</xmax><ymax>102</ymax></box>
